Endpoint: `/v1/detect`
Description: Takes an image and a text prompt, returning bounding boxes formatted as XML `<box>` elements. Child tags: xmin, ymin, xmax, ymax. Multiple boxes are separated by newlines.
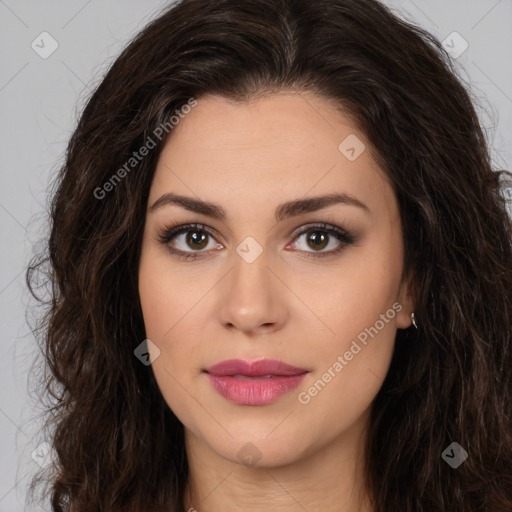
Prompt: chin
<box><xmin>199</xmin><ymin>427</ymin><xmax>312</xmax><ymax>469</ymax></box>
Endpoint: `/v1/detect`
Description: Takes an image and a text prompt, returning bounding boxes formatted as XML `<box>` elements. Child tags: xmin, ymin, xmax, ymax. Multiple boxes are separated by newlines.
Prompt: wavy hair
<box><xmin>27</xmin><ymin>0</ymin><xmax>512</xmax><ymax>510</ymax></box>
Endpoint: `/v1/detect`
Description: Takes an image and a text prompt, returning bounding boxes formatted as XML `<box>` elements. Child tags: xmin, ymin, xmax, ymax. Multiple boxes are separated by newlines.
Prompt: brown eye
<box><xmin>305</xmin><ymin>231</ymin><xmax>329</xmax><ymax>251</ymax></box>
<box><xmin>159</xmin><ymin>223</ymin><xmax>222</xmax><ymax>257</ymax></box>
<box><xmin>185</xmin><ymin>230</ymin><xmax>209</xmax><ymax>250</ymax></box>
<box><xmin>159</xmin><ymin>221</ymin><xmax>354</xmax><ymax>262</ymax></box>
<box><xmin>290</xmin><ymin>223</ymin><xmax>354</xmax><ymax>257</ymax></box>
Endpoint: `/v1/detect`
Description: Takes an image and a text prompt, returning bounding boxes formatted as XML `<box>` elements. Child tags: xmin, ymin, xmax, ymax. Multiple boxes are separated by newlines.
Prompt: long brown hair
<box><xmin>27</xmin><ymin>0</ymin><xmax>512</xmax><ymax>510</ymax></box>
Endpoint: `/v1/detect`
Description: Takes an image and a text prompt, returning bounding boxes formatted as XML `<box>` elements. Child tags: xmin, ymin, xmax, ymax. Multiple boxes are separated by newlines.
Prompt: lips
<box><xmin>205</xmin><ymin>359</ymin><xmax>307</xmax><ymax>377</ymax></box>
<box><xmin>204</xmin><ymin>359</ymin><xmax>308</xmax><ymax>406</ymax></box>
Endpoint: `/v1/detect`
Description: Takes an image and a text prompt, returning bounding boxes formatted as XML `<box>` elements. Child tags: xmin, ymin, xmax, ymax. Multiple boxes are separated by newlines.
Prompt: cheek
<box><xmin>138</xmin><ymin>235</ymin><xmax>207</xmax><ymax>343</ymax></box>
<box><xmin>293</xmin><ymin>235</ymin><xmax>402</xmax><ymax>412</ymax></box>
<box><xmin>138</xmin><ymin>241</ymin><xmax>219</xmax><ymax>399</ymax></box>
<box><xmin>295</xmin><ymin>234</ymin><xmax>403</xmax><ymax>346</ymax></box>
<box><xmin>138</xmin><ymin>254</ymin><xmax>203</xmax><ymax>366</ymax></box>
<box><xmin>138</xmin><ymin>247</ymin><xmax>179</xmax><ymax>367</ymax></box>
<box><xmin>294</xmin><ymin>280</ymin><xmax>400</xmax><ymax>443</ymax></box>
<box><xmin>138</xmin><ymin>255</ymin><xmax>206</xmax><ymax>429</ymax></box>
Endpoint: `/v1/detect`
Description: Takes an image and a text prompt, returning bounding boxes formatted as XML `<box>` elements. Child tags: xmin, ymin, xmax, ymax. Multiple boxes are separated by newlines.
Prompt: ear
<box><xmin>396</xmin><ymin>268</ymin><xmax>415</xmax><ymax>329</ymax></box>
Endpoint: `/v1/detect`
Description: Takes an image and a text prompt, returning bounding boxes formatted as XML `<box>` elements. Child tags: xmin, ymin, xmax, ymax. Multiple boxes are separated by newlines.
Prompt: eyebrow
<box><xmin>149</xmin><ymin>191</ymin><xmax>370</xmax><ymax>222</ymax></box>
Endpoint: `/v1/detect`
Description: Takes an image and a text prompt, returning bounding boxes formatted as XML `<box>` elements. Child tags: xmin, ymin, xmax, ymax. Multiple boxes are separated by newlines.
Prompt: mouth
<box><xmin>204</xmin><ymin>359</ymin><xmax>309</xmax><ymax>406</ymax></box>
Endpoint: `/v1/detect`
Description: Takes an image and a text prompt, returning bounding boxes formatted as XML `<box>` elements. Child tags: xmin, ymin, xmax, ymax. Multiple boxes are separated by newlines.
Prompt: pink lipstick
<box><xmin>204</xmin><ymin>359</ymin><xmax>308</xmax><ymax>406</ymax></box>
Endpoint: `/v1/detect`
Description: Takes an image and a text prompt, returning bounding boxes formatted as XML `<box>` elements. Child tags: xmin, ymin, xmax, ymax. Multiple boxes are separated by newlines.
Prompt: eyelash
<box><xmin>157</xmin><ymin>222</ymin><xmax>355</xmax><ymax>261</ymax></box>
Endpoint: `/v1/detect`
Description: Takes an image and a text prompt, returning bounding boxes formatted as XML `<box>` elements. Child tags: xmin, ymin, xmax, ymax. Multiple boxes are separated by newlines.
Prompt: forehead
<box><xmin>149</xmin><ymin>92</ymin><xmax>397</xmax><ymax>222</ymax></box>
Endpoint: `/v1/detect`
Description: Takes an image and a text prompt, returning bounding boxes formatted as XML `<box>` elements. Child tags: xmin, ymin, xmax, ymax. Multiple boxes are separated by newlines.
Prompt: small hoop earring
<box><xmin>411</xmin><ymin>312</ymin><xmax>418</xmax><ymax>329</ymax></box>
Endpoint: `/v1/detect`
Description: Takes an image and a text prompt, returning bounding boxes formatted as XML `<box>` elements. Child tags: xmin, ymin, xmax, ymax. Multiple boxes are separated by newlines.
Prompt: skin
<box><xmin>138</xmin><ymin>90</ymin><xmax>414</xmax><ymax>512</ymax></box>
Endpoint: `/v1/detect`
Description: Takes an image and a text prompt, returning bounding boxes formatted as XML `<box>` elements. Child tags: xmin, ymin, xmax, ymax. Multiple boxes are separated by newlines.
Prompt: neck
<box><xmin>182</xmin><ymin>411</ymin><xmax>374</xmax><ymax>512</ymax></box>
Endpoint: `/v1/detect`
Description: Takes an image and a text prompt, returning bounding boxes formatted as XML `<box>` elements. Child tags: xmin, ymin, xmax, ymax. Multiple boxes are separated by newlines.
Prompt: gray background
<box><xmin>0</xmin><ymin>1</ymin><xmax>510</xmax><ymax>510</ymax></box>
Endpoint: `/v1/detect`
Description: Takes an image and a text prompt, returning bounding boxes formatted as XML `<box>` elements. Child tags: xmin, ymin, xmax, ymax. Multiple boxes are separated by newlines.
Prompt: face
<box><xmin>138</xmin><ymin>91</ymin><xmax>414</xmax><ymax>468</ymax></box>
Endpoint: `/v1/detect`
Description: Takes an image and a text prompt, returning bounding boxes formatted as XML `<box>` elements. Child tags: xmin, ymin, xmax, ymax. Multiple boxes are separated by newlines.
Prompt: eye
<box><xmin>157</xmin><ymin>222</ymin><xmax>354</xmax><ymax>261</ymax></box>
<box><xmin>287</xmin><ymin>223</ymin><xmax>355</xmax><ymax>258</ymax></box>
<box><xmin>158</xmin><ymin>223</ymin><xmax>222</xmax><ymax>260</ymax></box>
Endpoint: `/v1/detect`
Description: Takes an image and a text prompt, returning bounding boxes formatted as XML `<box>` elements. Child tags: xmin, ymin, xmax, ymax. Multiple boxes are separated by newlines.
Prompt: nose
<box><xmin>217</xmin><ymin>248</ymin><xmax>288</xmax><ymax>336</ymax></box>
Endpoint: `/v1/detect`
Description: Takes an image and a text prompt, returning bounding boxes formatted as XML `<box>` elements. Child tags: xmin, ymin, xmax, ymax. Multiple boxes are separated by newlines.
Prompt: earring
<box><xmin>411</xmin><ymin>312</ymin><xmax>418</xmax><ymax>329</ymax></box>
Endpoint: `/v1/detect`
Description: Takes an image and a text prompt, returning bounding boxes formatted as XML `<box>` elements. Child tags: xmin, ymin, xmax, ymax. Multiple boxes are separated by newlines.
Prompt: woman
<box><xmin>27</xmin><ymin>0</ymin><xmax>512</xmax><ymax>510</ymax></box>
